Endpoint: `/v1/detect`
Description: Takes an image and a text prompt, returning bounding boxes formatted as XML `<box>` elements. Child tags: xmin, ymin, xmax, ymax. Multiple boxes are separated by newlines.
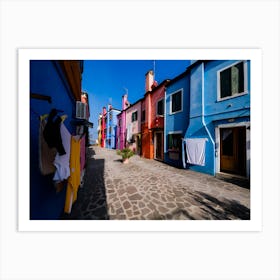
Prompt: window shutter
<box><xmin>76</xmin><ymin>101</ymin><xmax>86</xmax><ymax>119</ymax></box>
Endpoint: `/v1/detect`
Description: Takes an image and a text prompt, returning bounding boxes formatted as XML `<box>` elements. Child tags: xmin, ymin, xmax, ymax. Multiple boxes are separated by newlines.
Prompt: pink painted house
<box><xmin>116</xmin><ymin>94</ymin><xmax>129</xmax><ymax>150</ymax></box>
<box><xmin>125</xmin><ymin>99</ymin><xmax>142</xmax><ymax>154</ymax></box>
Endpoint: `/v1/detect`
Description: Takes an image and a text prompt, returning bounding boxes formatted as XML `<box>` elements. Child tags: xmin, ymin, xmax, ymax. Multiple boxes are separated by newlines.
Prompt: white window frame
<box><xmin>167</xmin><ymin>130</ymin><xmax>183</xmax><ymax>151</ymax></box>
<box><xmin>131</xmin><ymin>110</ymin><xmax>138</xmax><ymax>122</ymax></box>
<box><xmin>156</xmin><ymin>98</ymin><xmax>164</xmax><ymax>117</ymax></box>
<box><xmin>217</xmin><ymin>60</ymin><xmax>248</xmax><ymax>101</ymax></box>
<box><xmin>169</xmin><ymin>88</ymin><xmax>183</xmax><ymax>115</ymax></box>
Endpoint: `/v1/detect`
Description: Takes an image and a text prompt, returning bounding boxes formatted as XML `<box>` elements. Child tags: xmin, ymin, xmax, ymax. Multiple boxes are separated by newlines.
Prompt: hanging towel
<box><xmin>53</xmin><ymin>123</ymin><xmax>71</xmax><ymax>182</ymax></box>
<box><xmin>126</xmin><ymin>123</ymin><xmax>132</xmax><ymax>142</ymax></box>
<box><xmin>182</xmin><ymin>140</ymin><xmax>186</xmax><ymax>169</ymax></box>
<box><xmin>39</xmin><ymin>118</ymin><xmax>57</xmax><ymax>175</ymax></box>
<box><xmin>186</xmin><ymin>138</ymin><xmax>207</xmax><ymax>166</ymax></box>
<box><xmin>64</xmin><ymin>136</ymin><xmax>81</xmax><ymax>214</ymax></box>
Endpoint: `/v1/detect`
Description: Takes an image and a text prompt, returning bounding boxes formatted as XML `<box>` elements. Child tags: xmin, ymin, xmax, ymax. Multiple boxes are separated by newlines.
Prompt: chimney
<box><xmin>145</xmin><ymin>70</ymin><xmax>154</xmax><ymax>92</ymax></box>
<box><xmin>122</xmin><ymin>94</ymin><xmax>129</xmax><ymax>110</ymax></box>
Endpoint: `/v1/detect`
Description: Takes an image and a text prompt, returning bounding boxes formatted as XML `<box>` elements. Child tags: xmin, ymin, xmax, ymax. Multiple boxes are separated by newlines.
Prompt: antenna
<box><xmin>123</xmin><ymin>87</ymin><xmax>128</xmax><ymax>95</ymax></box>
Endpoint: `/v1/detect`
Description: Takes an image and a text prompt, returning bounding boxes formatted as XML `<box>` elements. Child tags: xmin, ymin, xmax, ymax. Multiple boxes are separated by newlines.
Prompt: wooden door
<box><xmin>155</xmin><ymin>132</ymin><xmax>163</xmax><ymax>160</ymax></box>
<box><xmin>220</xmin><ymin>127</ymin><xmax>246</xmax><ymax>176</ymax></box>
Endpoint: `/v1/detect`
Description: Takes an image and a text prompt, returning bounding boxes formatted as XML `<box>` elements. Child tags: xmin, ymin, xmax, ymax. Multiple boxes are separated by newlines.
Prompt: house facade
<box><xmin>106</xmin><ymin>105</ymin><xmax>121</xmax><ymax>149</ymax></box>
<box><xmin>183</xmin><ymin>60</ymin><xmax>250</xmax><ymax>178</ymax></box>
<box><xmin>101</xmin><ymin>107</ymin><xmax>107</xmax><ymax>148</ymax></box>
<box><xmin>141</xmin><ymin>71</ymin><xmax>154</xmax><ymax>159</ymax></box>
<box><xmin>97</xmin><ymin>113</ymin><xmax>102</xmax><ymax>146</ymax></box>
<box><xmin>125</xmin><ymin>99</ymin><xmax>142</xmax><ymax>154</ymax></box>
<box><xmin>30</xmin><ymin>60</ymin><xmax>85</xmax><ymax>219</ymax></box>
<box><xmin>150</xmin><ymin>80</ymin><xmax>170</xmax><ymax>161</ymax></box>
<box><xmin>164</xmin><ymin>70</ymin><xmax>190</xmax><ymax>168</ymax></box>
<box><xmin>116</xmin><ymin>94</ymin><xmax>130</xmax><ymax>150</ymax></box>
<box><xmin>141</xmin><ymin>70</ymin><xmax>169</xmax><ymax>160</ymax></box>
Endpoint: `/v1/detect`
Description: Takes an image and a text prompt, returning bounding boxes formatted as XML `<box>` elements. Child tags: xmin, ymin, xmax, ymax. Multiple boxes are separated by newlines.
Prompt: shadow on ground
<box><xmin>191</xmin><ymin>191</ymin><xmax>250</xmax><ymax>220</ymax></box>
<box><xmin>60</xmin><ymin>150</ymin><xmax>109</xmax><ymax>220</ymax></box>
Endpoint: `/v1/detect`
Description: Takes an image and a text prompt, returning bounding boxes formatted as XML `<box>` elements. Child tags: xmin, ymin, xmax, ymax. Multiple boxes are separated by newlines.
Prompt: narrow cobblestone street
<box><xmin>61</xmin><ymin>146</ymin><xmax>250</xmax><ymax>220</ymax></box>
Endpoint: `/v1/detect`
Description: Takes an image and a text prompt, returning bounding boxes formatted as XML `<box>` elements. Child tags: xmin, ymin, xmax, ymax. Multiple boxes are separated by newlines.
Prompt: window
<box><xmin>219</xmin><ymin>61</ymin><xmax>246</xmax><ymax>99</ymax></box>
<box><xmin>168</xmin><ymin>133</ymin><xmax>182</xmax><ymax>151</ymax></box>
<box><xmin>118</xmin><ymin>119</ymin><xmax>122</xmax><ymax>127</ymax></box>
<box><xmin>141</xmin><ymin>110</ymin><xmax>145</xmax><ymax>122</ymax></box>
<box><xmin>131</xmin><ymin>111</ymin><xmax>138</xmax><ymax>122</ymax></box>
<box><xmin>171</xmin><ymin>90</ymin><xmax>182</xmax><ymax>113</ymax></box>
<box><xmin>157</xmin><ymin>99</ymin><xmax>164</xmax><ymax>116</ymax></box>
<box><xmin>109</xmin><ymin>112</ymin><xmax>112</xmax><ymax>120</ymax></box>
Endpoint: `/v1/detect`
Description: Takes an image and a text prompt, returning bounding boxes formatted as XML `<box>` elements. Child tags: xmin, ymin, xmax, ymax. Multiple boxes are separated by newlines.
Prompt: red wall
<box><xmin>150</xmin><ymin>85</ymin><xmax>165</xmax><ymax>129</ymax></box>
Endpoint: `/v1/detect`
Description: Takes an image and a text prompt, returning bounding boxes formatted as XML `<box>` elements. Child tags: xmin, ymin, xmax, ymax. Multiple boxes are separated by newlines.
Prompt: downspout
<box><xmin>201</xmin><ymin>62</ymin><xmax>215</xmax><ymax>173</ymax></box>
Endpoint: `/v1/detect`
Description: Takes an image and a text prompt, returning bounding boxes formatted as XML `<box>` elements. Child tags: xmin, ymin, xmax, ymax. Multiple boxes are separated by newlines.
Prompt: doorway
<box><xmin>220</xmin><ymin>126</ymin><xmax>246</xmax><ymax>176</ymax></box>
<box><xmin>154</xmin><ymin>131</ymin><xmax>164</xmax><ymax>161</ymax></box>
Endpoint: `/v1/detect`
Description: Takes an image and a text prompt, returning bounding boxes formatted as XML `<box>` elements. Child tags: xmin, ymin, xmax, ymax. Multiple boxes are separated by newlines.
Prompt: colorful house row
<box><xmin>30</xmin><ymin>60</ymin><xmax>92</xmax><ymax>219</ymax></box>
<box><xmin>97</xmin><ymin>105</ymin><xmax>121</xmax><ymax>149</ymax></box>
<box><xmin>100</xmin><ymin>60</ymin><xmax>250</xmax><ymax>179</ymax></box>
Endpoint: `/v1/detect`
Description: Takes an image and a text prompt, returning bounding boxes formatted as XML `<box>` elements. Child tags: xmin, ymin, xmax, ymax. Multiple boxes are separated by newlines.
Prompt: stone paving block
<box><xmin>128</xmin><ymin>193</ymin><xmax>143</xmax><ymax>201</ymax></box>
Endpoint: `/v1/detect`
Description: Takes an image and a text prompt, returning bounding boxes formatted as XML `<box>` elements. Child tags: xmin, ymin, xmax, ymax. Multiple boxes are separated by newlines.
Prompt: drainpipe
<box><xmin>201</xmin><ymin>62</ymin><xmax>215</xmax><ymax>173</ymax></box>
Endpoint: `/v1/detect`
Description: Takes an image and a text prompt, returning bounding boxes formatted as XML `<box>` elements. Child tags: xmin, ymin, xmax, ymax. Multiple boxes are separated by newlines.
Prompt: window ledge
<box><xmin>168</xmin><ymin>149</ymin><xmax>180</xmax><ymax>153</ymax></box>
<box><xmin>217</xmin><ymin>91</ymin><xmax>248</xmax><ymax>102</ymax></box>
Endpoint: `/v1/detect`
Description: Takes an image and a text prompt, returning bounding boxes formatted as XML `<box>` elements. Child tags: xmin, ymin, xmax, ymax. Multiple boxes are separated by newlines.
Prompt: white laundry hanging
<box><xmin>184</xmin><ymin>138</ymin><xmax>207</xmax><ymax>166</ymax></box>
<box><xmin>53</xmin><ymin>123</ymin><xmax>71</xmax><ymax>182</ymax></box>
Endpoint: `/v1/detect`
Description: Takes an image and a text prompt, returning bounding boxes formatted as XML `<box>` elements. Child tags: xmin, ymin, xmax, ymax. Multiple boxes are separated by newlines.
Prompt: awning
<box><xmin>71</xmin><ymin>118</ymin><xmax>93</xmax><ymax>128</ymax></box>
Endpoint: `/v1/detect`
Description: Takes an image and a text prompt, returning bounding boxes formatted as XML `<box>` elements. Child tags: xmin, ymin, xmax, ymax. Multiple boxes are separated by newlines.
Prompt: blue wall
<box><xmin>107</xmin><ymin>109</ymin><xmax>120</xmax><ymax>149</ymax></box>
<box><xmin>30</xmin><ymin>60</ymin><xmax>76</xmax><ymax>219</ymax></box>
<box><xmin>184</xmin><ymin>60</ymin><xmax>250</xmax><ymax>175</ymax></box>
<box><xmin>164</xmin><ymin>73</ymin><xmax>190</xmax><ymax>168</ymax></box>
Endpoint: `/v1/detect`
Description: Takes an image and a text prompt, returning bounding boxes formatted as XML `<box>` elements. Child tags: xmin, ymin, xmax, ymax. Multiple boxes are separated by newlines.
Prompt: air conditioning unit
<box><xmin>76</xmin><ymin>101</ymin><xmax>87</xmax><ymax>119</ymax></box>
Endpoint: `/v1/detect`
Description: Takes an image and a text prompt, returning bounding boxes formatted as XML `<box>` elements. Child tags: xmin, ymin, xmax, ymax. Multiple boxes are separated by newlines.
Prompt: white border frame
<box><xmin>19</xmin><ymin>48</ymin><xmax>262</xmax><ymax>232</ymax></box>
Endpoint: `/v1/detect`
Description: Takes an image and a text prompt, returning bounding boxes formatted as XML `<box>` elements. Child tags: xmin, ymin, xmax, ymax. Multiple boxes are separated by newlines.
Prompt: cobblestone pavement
<box><xmin>61</xmin><ymin>146</ymin><xmax>250</xmax><ymax>220</ymax></box>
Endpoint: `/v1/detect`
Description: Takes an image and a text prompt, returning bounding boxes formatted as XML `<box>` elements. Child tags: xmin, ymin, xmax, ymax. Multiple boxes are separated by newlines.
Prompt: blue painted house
<box><xmin>106</xmin><ymin>105</ymin><xmax>121</xmax><ymax>149</ymax></box>
<box><xmin>164</xmin><ymin>70</ymin><xmax>190</xmax><ymax>168</ymax></box>
<box><xmin>30</xmin><ymin>60</ymin><xmax>84</xmax><ymax>219</ymax></box>
<box><xmin>183</xmin><ymin>60</ymin><xmax>250</xmax><ymax>178</ymax></box>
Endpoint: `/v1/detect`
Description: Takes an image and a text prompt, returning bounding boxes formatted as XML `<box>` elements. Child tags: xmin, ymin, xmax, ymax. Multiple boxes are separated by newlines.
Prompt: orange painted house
<box><xmin>141</xmin><ymin>70</ymin><xmax>170</xmax><ymax>160</ymax></box>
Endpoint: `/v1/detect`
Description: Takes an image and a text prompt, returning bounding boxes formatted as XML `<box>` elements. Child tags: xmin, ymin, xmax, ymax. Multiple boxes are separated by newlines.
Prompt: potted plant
<box><xmin>117</xmin><ymin>148</ymin><xmax>134</xmax><ymax>163</ymax></box>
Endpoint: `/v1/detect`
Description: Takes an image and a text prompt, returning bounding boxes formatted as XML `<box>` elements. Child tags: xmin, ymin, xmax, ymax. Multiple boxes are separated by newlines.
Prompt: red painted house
<box><xmin>101</xmin><ymin>107</ymin><xmax>107</xmax><ymax>148</ymax></box>
<box><xmin>141</xmin><ymin>70</ymin><xmax>170</xmax><ymax>160</ymax></box>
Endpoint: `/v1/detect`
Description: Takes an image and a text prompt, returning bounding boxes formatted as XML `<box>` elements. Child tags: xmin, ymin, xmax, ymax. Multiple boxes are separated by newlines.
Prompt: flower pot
<box><xmin>123</xmin><ymin>158</ymin><xmax>129</xmax><ymax>164</ymax></box>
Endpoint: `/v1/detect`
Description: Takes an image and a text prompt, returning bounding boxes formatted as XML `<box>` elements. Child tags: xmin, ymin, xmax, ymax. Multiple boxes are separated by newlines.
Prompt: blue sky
<box><xmin>81</xmin><ymin>60</ymin><xmax>190</xmax><ymax>141</ymax></box>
